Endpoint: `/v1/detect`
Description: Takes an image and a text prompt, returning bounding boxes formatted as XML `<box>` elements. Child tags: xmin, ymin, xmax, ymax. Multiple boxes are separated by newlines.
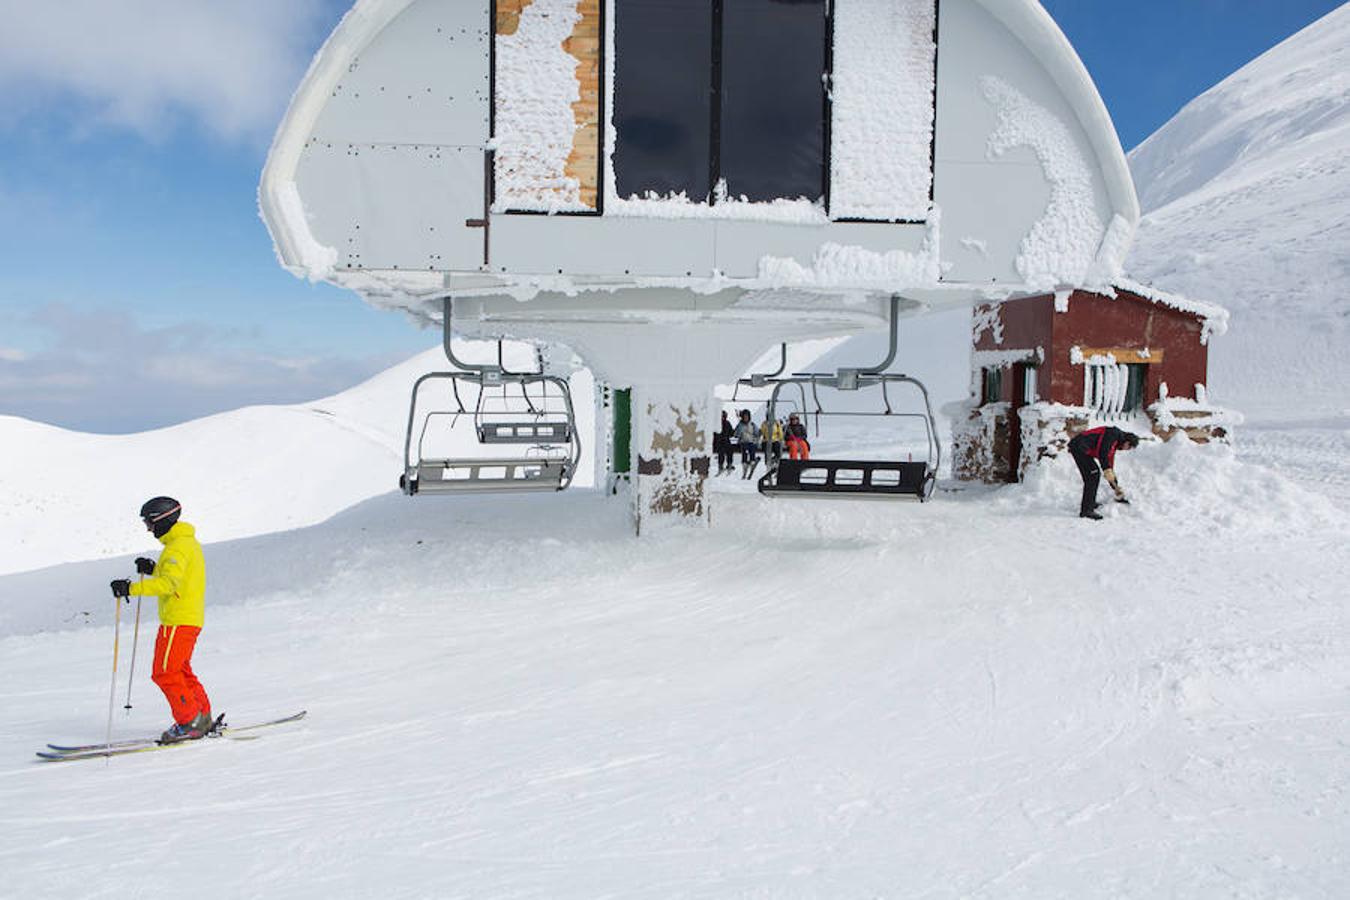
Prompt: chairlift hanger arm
<box><xmin>858</xmin><ymin>295</ymin><xmax>902</xmax><ymax>375</ymax></box>
<box><xmin>441</xmin><ymin>297</ymin><xmax>543</xmax><ymax>378</ymax></box>
<box><xmin>792</xmin><ymin>295</ymin><xmax>904</xmax><ymax>379</ymax></box>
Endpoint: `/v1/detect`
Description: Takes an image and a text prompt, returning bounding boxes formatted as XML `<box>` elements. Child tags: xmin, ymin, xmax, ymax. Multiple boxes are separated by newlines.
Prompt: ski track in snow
<box><xmin>1</xmin><ymin>439</ymin><xmax>1347</xmax><ymax>898</ymax></box>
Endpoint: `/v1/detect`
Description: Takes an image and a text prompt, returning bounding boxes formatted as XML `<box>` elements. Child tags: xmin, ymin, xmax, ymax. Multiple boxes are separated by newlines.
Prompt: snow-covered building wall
<box><xmin>952</xmin><ymin>284</ymin><xmax>1239</xmax><ymax>483</ymax></box>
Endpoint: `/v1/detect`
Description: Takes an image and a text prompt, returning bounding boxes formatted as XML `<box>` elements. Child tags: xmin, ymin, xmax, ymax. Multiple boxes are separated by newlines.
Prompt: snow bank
<box><xmin>1001</xmin><ymin>434</ymin><xmax>1341</xmax><ymax>535</ymax></box>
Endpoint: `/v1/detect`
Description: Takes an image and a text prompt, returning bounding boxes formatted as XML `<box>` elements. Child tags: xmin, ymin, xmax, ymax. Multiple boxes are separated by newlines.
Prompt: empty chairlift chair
<box><xmin>400</xmin><ymin>298</ymin><xmax>582</xmax><ymax>496</ymax></box>
<box><xmin>401</xmin><ymin>370</ymin><xmax>580</xmax><ymax>495</ymax></box>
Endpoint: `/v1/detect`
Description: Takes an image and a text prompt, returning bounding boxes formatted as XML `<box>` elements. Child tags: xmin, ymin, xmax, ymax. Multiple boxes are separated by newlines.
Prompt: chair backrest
<box><xmin>477</xmin><ymin>421</ymin><xmax>572</xmax><ymax>444</ymax></box>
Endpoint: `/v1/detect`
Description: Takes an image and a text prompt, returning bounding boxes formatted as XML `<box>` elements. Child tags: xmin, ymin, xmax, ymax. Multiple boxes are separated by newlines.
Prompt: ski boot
<box><xmin>160</xmin><ymin>711</ymin><xmax>214</xmax><ymax>744</ymax></box>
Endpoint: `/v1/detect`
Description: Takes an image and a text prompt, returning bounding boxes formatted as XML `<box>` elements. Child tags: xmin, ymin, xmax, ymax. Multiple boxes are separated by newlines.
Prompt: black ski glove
<box><xmin>1115</xmin><ymin>495</ymin><xmax>1130</xmax><ymax>505</ymax></box>
<box><xmin>110</xmin><ymin>579</ymin><xmax>132</xmax><ymax>599</ymax></box>
<box><xmin>134</xmin><ymin>557</ymin><xmax>155</xmax><ymax>575</ymax></box>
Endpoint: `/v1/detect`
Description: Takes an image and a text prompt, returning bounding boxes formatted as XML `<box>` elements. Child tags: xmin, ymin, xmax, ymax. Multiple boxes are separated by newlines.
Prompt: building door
<box><xmin>613</xmin><ymin>388</ymin><xmax>632</xmax><ymax>475</ymax></box>
<box><xmin>1007</xmin><ymin>363</ymin><xmax>1031</xmax><ymax>482</ymax></box>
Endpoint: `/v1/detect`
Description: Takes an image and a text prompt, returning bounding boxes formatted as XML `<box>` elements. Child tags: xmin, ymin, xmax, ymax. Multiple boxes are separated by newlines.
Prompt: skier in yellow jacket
<box><xmin>110</xmin><ymin>497</ymin><xmax>213</xmax><ymax>743</ymax></box>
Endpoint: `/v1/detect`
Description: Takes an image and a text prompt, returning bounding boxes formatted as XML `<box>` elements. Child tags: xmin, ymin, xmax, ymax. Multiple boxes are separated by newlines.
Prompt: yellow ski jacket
<box><xmin>130</xmin><ymin>521</ymin><xmax>206</xmax><ymax>628</ymax></box>
<box><xmin>760</xmin><ymin>420</ymin><xmax>784</xmax><ymax>443</ymax></box>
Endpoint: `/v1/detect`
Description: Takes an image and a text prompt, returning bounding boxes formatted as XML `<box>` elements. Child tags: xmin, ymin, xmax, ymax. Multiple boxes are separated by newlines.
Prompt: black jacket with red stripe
<box><xmin>1069</xmin><ymin>426</ymin><xmax>1131</xmax><ymax>470</ymax></box>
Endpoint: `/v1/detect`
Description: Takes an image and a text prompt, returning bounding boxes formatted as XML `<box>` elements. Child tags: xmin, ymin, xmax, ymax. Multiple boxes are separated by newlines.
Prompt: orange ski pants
<box><xmin>786</xmin><ymin>438</ymin><xmax>811</xmax><ymax>460</ymax></box>
<box><xmin>152</xmin><ymin>625</ymin><xmax>211</xmax><ymax>725</ymax></box>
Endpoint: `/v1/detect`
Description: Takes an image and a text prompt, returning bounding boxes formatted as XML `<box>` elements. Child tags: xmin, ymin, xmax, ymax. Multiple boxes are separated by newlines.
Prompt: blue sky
<box><xmin>0</xmin><ymin>0</ymin><xmax>1343</xmax><ymax>432</ymax></box>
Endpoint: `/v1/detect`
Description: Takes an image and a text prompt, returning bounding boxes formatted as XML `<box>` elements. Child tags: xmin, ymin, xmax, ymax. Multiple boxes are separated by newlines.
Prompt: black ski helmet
<box><xmin>140</xmin><ymin>496</ymin><xmax>181</xmax><ymax>537</ymax></box>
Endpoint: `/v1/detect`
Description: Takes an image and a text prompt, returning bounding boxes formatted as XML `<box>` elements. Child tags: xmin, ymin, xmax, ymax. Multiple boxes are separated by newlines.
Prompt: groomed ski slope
<box><xmin>2</xmin><ymin>440</ymin><xmax>1347</xmax><ymax>898</ymax></box>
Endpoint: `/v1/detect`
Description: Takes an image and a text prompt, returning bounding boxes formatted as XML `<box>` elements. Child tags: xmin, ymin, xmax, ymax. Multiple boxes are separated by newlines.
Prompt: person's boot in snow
<box><xmin>161</xmin><ymin>710</ymin><xmax>213</xmax><ymax>743</ymax></box>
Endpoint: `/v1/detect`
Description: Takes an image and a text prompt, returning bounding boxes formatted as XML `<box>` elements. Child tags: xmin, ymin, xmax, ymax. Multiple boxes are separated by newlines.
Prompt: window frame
<box><xmin>982</xmin><ymin>367</ymin><xmax>1004</xmax><ymax>406</ymax></box>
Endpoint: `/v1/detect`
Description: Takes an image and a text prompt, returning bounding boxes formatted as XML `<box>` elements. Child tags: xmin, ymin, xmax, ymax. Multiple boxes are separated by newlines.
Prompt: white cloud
<box><xmin>0</xmin><ymin>0</ymin><xmax>338</xmax><ymax>139</ymax></box>
<box><xmin>0</xmin><ymin>303</ymin><xmax>411</xmax><ymax>433</ymax></box>
<box><xmin>0</xmin><ymin>348</ymin><xmax>28</xmax><ymax>362</ymax></box>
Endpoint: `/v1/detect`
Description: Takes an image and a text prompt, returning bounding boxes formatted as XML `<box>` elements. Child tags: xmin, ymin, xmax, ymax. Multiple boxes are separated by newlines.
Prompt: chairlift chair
<box><xmin>755</xmin><ymin>374</ymin><xmax>939</xmax><ymax>501</ymax></box>
<box><xmin>751</xmin><ymin>297</ymin><xmax>941</xmax><ymax>501</ymax></box>
<box><xmin>400</xmin><ymin>298</ymin><xmax>581</xmax><ymax>496</ymax></box>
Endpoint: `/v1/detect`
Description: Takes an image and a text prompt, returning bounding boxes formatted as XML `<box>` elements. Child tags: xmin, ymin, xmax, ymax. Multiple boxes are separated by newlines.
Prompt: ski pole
<box><xmin>123</xmin><ymin>575</ymin><xmax>144</xmax><ymax>713</ymax></box>
<box><xmin>105</xmin><ymin>587</ymin><xmax>124</xmax><ymax>761</ymax></box>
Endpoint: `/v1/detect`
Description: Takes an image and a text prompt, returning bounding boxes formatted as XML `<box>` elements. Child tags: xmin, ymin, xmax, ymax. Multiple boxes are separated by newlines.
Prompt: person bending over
<box><xmin>1067</xmin><ymin>427</ymin><xmax>1140</xmax><ymax>520</ymax></box>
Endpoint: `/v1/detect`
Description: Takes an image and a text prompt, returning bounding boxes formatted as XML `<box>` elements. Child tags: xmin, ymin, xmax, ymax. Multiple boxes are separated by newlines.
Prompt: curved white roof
<box><xmin>260</xmin><ymin>0</ymin><xmax>1138</xmax><ymax>325</ymax></box>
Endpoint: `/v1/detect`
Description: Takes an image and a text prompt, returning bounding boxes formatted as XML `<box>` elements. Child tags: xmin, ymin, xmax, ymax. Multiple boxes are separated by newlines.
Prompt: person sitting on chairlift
<box><xmin>733</xmin><ymin>409</ymin><xmax>759</xmax><ymax>478</ymax></box>
<box><xmin>784</xmin><ymin>413</ymin><xmax>811</xmax><ymax>461</ymax></box>
<box><xmin>760</xmin><ymin>416</ymin><xmax>784</xmax><ymax>466</ymax></box>
<box><xmin>1068</xmin><ymin>426</ymin><xmax>1140</xmax><ymax>520</ymax></box>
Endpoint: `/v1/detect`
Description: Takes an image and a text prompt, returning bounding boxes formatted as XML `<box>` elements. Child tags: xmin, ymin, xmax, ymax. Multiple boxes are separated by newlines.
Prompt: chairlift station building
<box><xmin>260</xmin><ymin>0</ymin><xmax>1174</xmax><ymax>527</ymax></box>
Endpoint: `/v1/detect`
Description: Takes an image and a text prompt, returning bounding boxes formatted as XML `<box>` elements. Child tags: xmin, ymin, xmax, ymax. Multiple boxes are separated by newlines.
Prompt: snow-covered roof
<box><xmin>1113</xmin><ymin>277</ymin><xmax>1230</xmax><ymax>340</ymax></box>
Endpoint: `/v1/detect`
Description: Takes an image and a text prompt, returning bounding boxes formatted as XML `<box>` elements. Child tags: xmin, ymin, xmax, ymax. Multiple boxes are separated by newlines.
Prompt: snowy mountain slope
<box><xmin>0</xmin><ymin>343</ymin><xmax>596</xmax><ymax>577</ymax></box>
<box><xmin>1127</xmin><ymin>4</ymin><xmax>1350</xmax><ymax>421</ymax></box>
<box><xmin>2</xmin><ymin>439</ymin><xmax>1347</xmax><ymax>897</ymax></box>
<box><xmin>0</xmin><ymin>351</ymin><xmax>427</xmax><ymax>578</ymax></box>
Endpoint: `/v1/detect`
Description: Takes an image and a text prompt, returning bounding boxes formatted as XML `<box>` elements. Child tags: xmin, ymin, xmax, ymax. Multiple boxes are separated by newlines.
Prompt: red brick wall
<box><xmin>1049</xmin><ymin>289</ymin><xmax>1208</xmax><ymax>405</ymax></box>
<box><xmin>972</xmin><ymin>290</ymin><xmax>1209</xmax><ymax>407</ymax></box>
<box><xmin>973</xmin><ymin>296</ymin><xmax>1054</xmax><ymax>402</ymax></box>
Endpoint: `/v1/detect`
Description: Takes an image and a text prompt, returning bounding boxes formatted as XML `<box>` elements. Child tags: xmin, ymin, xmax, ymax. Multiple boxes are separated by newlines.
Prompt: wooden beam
<box><xmin>1077</xmin><ymin>347</ymin><xmax>1166</xmax><ymax>365</ymax></box>
<box><xmin>564</xmin><ymin>0</ymin><xmax>602</xmax><ymax>210</ymax></box>
<box><xmin>497</xmin><ymin>0</ymin><xmax>530</xmax><ymax>36</ymax></box>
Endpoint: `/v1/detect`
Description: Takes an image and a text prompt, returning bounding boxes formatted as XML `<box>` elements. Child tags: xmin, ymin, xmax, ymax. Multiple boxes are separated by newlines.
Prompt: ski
<box><xmin>36</xmin><ymin>734</ymin><xmax>257</xmax><ymax>763</ymax></box>
<box><xmin>40</xmin><ymin>710</ymin><xmax>307</xmax><ymax>757</ymax></box>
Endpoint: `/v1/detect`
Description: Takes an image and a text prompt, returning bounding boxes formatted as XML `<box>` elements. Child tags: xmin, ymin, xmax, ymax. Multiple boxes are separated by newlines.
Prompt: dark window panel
<box><xmin>1124</xmin><ymin>363</ymin><xmax>1148</xmax><ymax>411</ymax></box>
<box><xmin>613</xmin><ymin>0</ymin><xmax>714</xmax><ymax>201</ymax></box>
<box><xmin>720</xmin><ymin>0</ymin><xmax>828</xmax><ymax>203</ymax></box>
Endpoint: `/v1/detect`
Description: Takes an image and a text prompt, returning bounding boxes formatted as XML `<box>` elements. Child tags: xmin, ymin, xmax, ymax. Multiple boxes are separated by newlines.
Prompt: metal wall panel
<box><xmin>491</xmin><ymin>215</ymin><xmax>716</xmax><ymax>277</ymax></box>
<box><xmin>309</xmin><ymin>0</ymin><xmax>489</xmax><ymax>147</ymax></box>
<box><xmin>298</xmin><ymin>143</ymin><xmax>485</xmax><ymax>272</ymax></box>
<box><xmin>934</xmin><ymin>0</ymin><xmax>1115</xmax><ymax>284</ymax></box>
<box><xmin>713</xmin><ymin>221</ymin><xmax>929</xmax><ymax>279</ymax></box>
